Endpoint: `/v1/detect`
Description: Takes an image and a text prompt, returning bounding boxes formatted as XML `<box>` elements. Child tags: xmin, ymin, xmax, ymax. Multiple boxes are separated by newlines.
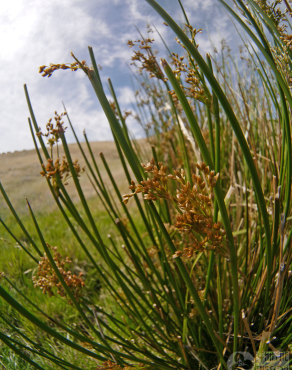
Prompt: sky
<box><xmin>0</xmin><ymin>0</ymin><xmax>240</xmax><ymax>154</ymax></box>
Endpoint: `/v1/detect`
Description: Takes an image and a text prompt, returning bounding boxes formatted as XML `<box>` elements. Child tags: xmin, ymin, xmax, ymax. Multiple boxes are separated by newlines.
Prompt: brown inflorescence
<box><xmin>123</xmin><ymin>159</ymin><xmax>228</xmax><ymax>259</ymax></box>
<box><xmin>32</xmin><ymin>244</ymin><xmax>85</xmax><ymax>304</ymax></box>
<box><xmin>128</xmin><ymin>38</ymin><xmax>165</xmax><ymax>81</ymax></box>
<box><xmin>39</xmin><ymin>53</ymin><xmax>102</xmax><ymax>79</ymax></box>
<box><xmin>38</xmin><ymin>111</ymin><xmax>85</xmax><ymax>195</ymax></box>
<box><xmin>109</xmin><ymin>101</ymin><xmax>118</xmax><ymax>117</ymax></box>
<box><xmin>109</xmin><ymin>101</ymin><xmax>132</xmax><ymax>121</ymax></box>
<box><xmin>40</xmin><ymin>156</ymin><xmax>85</xmax><ymax>196</ymax></box>
<box><xmin>39</xmin><ymin>59</ymin><xmax>88</xmax><ymax>78</ymax></box>
<box><xmin>252</xmin><ymin>0</ymin><xmax>292</xmax><ymax>90</ymax></box>
<box><xmin>36</xmin><ymin>111</ymin><xmax>67</xmax><ymax>146</ymax></box>
<box><xmin>254</xmin><ymin>0</ymin><xmax>287</xmax><ymax>29</ymax></box>
<box><xmin>40</xmin><ymin>156</ymin><xmax>84</xmax><ymax>182</ymax></box>
<box><xmin>169</xmin><ymin>50</ymin><xmax>211</xmax><ymax>108</ymax></box>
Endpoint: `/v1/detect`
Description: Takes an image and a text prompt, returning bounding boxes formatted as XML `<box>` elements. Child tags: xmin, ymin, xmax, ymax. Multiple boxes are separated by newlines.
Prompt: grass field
<box><xmin>2</xmin><ymin>0</ymin><xmax>292</xmax><ymax>368</ymax></box>
<box><xmin>0</xmin><ymin>139</ymin><xmax>149</xmax><ymax>369</ymax></box>
<box><xmin>0</xmin><ymin>140</ymin><xmax>148</xmax><ymax>214</ymax></box>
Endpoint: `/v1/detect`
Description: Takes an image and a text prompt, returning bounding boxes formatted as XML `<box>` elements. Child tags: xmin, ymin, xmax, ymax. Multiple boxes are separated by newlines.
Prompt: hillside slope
<box><xmin>0</xmin><ymin>139</ymin><xmax>148</xmax><ymax>217</ymax></box>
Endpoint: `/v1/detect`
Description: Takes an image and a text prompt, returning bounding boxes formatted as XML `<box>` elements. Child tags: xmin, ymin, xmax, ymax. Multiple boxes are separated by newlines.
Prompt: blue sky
<box><xmin>0</xmin><ymin>0</ymin><xmax>239</xmax><ymax>153</ymax></box>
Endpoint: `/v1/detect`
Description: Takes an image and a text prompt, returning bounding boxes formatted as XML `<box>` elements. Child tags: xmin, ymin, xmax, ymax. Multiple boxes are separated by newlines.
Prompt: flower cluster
<box><xmin>123</xmin><ymin>159</ymin><xmax>228</xmax><ymax>258</ymax></box>
<box><xmin>170</xmin><ymin>51</ymin><xmax>211</xmax><ymax>107</ymax></box>
<box><xmin>163</xmin><ymin>25</ymin><xmax>212</xmax><ymax>107</ymax></box>
<box><xmin>0</xmin><ymin>271</ymin><xmax>4</xmax><ymax>281</ymax></box>
<box><xmin>128</xmin><ymin>38</ymin><xmax>165</xmax><ymax>80</ymax></box>
<box><xmin>33</xmin><ymin>244</ymin><xmax>85</xmax><ymax>304</ymax></box>
<box><xmin>36</xmin><ymin>111</ymin><xmax>67</xmax><ymax>148</ymax></box>
<box><xmin>40</xmin><ymin>156</ymin><xmax>85</xmax><ymax>195</ymax></box>
<box><xmin>255</xmin><ymin>0</ymin><xmax>287</xmax><ymax>29</ymax></box>
<box><xmin>39</xmin><ymin>59</ymin><xmax>88</xmax><ymax>78</ymax></box>
<box><xmin>109</xmin><ymin>101</ymin><xmax>132</xmax><ymax>121</ymax></box>
<box><xmin>39</xmin><ymin>52</ymin><xmax>103</xmax><ymax>79</ymax></box>
<box><xmin>109</xmin><ymin>101</ymin><xmax>118</xmax><ymax>117</ymax></box>
<box><xmin>123</xmin><ymin>159</ymin><xmax>172</xmax><ymax>204</ymax></box>
<box><xmin>252</xmin><ymin>0</ymin><xmax>292</xmax><ymax>89</ymax></box>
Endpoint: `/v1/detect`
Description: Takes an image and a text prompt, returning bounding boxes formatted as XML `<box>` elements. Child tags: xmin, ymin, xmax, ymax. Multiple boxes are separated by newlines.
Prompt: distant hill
<box><xmin>0</xmin><ymin>139</ymin><xmax>148</xmax><ymax>217</ymax></box>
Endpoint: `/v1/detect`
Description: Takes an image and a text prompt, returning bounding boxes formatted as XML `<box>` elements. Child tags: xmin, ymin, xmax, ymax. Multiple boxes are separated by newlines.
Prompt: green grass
<box><xmin>0</xmin><ymin>190</ymin><xmax>149</xmax><ymax>369</ymax></box>
<box><xmin>2</xmin><ymin>0</ymin><xmax>292</xmax><ymax>368</ymax></box>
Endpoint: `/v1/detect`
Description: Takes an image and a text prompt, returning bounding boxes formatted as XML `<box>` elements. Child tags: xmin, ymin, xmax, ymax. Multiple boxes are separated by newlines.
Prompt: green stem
<box><xmin>161</xmin><ymin>58</ymin><xmax>239</xmax><ymax>355</ymax></box>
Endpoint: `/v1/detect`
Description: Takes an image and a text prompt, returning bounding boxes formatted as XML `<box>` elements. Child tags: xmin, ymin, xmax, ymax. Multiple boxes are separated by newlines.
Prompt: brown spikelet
<box><xmin>32</xmin><ymin>244</ymin><xmax>85</xmax><ymax>304</ymax></box>
<box><xmin>123</xmin><ymin>159</ymin><xmax>228</xmax><ymax>259</ymax></box>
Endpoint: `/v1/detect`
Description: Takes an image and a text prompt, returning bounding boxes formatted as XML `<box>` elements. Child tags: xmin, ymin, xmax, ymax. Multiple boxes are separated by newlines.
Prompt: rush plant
<box><xmin>1</xmin><ymin>0</ymin><xmax>292</xmax><ymax>369</ymax></box>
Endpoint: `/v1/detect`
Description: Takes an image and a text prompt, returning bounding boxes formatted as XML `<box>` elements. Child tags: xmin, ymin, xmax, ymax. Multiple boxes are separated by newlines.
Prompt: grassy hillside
<box><xmin>0</xmin><ymin>139</ymin><xmax>150</xmax><ymax>369</ymax></box>
<box><xmin>0</xmin><ymin>140</ymin><xmax>147</xmax><ymax>216</ymax></box>
<box><xmin>2</xmin><ymin>0</ymin><xmax>292</xmax><ymax>368</ymax></box>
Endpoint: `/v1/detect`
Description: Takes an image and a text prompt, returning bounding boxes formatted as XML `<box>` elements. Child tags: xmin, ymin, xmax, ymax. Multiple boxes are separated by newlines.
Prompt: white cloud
<box><xmin>116</xmin><ymin>86</ymin><xmax>136</xmax><ymax>105</ymax></box>
<box><xmin>0</xmin><ymin>0</ymin><xmax>244</xmax><ymax>154</ymax></box>
<box><xmin>183</xmin><ymin>0</ymin><xmax>214</xmax><ymax>12</ymax></box>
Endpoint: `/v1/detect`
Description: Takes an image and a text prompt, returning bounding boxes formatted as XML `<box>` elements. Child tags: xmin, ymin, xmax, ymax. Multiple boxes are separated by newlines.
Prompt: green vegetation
<box><xmin>1</xmin><ymin>0</ymin><xmax>292</xmax><ymax>368</ymax></box>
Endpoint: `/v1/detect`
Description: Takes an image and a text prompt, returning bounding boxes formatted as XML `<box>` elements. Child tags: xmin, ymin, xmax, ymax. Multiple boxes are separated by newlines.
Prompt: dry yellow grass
<box><xmin>0</xmin><ymin>139</ymin><xmax>149</xmax><ymax>217</ymax></box>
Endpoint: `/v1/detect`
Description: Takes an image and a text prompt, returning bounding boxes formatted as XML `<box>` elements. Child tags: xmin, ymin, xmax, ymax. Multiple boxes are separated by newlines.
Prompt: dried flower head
<box><xmin>40</xmin><ymin>156</ymin><xmax>85</xmax><ymax>196</ymax></box>
<box><xmin>37</xmin><ymin>111</ymin><xmax>85</xmax><ymax>196</ymax></box>
<box><xmin>254</xmin><ymin>0</ymin><xmax>287</xmax><ymax>29</ymax></box>
<box><xmin>36</xmin><ymin>111</ymin><xmax>68</xmax><ymax>146</ymax></box>
<box><xmin>39</xmin><ymin>57</ymin><xmax>90</xmax><ymax>78</ymax></box>
<box><xmin>39</xmin><ymin>61</ymin><xmax>79</xmax><ymax>78</ymax></box>
<box><xmin>109</xmin><ymin>101</ymin><xmax>118</xmax><ymax>117</ymax></box>
<box><xmin>169</xmin><ymin>50</ymin><xmax>211</xmax><ymax>107</ymax></box>
<box><xmin>128</xmin><ymin>38</ymin><xmax>165</xmax><ymax>80</ymax></box>
<box><xmin>250</xmin><ymin>0</ymin><xmax>292</xmax><ymax>89</ymax></box>
<box><xmin>123</xmin><ymin>159</ymin><xmax>228</xmax><ymax>258</ymax></box>
<box><xmin>123</xmin><ymin>109</ymin><xmax>132</xmax><ymax>120</ymax></box>
<box><xmin>0</xmin><ymin>271</ymin><xmax>4</xmax><ymax>281</ymax></box>
<box><xmin>109</xmin><ymin>101</ymin><xmax>132</xmax><ymax>121</ymax></box>
<box><xmin>39</xmin><ymin>53</ymin><xmax>102</xmax><ymax>79</ymax></box>
<box><xmin>33</xmin><ymin>244</ymin><xmax>85</xmax><ymax>304</ymax></box>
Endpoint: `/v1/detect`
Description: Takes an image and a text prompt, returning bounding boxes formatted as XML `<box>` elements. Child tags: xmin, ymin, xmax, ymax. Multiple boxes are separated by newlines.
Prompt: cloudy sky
<box><xmin>0</xmin><ymin>0</ymin><xmax>239</xmax><ymax>153</ymax></box>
